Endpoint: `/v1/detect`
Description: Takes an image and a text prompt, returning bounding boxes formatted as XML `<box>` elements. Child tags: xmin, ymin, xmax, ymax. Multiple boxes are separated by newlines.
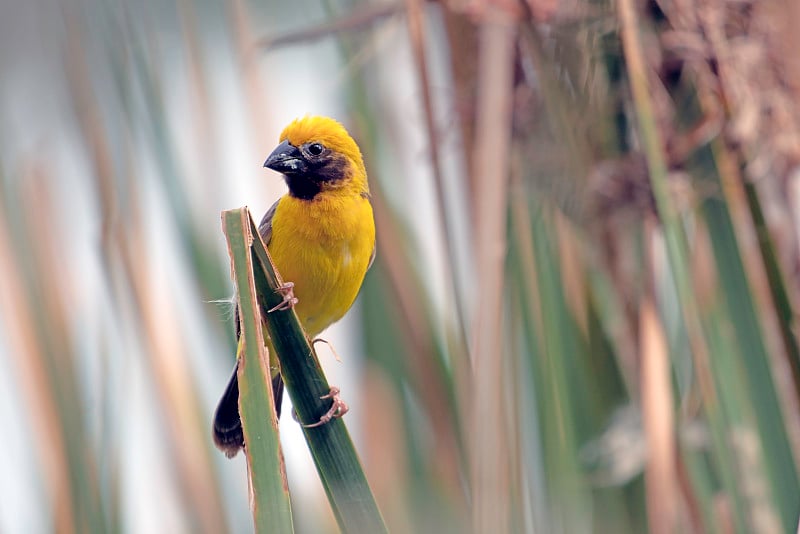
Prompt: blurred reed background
<box><xmin>2</xmin><ymin>0</ymin><xmax>800</xmax><ymax>532</ymax></box>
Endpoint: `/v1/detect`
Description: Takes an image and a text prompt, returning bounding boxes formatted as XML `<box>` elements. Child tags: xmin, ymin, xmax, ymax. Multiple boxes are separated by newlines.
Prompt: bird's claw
<box><xmin>299</xmin><ymin>386</ymin><xmax>349</xmax><ymax>428</ymax></box>
<box><xmin>268</xmin><ymin>282</ymin><xmax>298</xmax><ymax>313</ymax></box>
<box><xmin>312</xmin><ymin>337</ymin><xmax>343</xmax><ymax>363</ymax></box>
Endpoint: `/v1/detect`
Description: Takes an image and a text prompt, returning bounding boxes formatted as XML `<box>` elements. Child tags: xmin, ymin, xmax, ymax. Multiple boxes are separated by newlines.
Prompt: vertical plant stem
<box><xmin>617</xmin><ymin>0</ymin><xmax>715</xmax><ymax>449</ymax></box>
<box><xmin>222</xmin><ymin>209</ymin><xmax>294</xmax><ymax>534</ymax></box>
<box><xmin>470</xmin><ymin>9</ymin><xmax>517</xmax><ymax>533</ymax></box>
<box><xmin>641</xmin><ymin>225</ymin><xmax>679</xmax><ymax>534</ymax></box>
<box><xmin>404</xmin><ymin>0</ymin><xmax>472</xmax><ymax>369</ymax></box>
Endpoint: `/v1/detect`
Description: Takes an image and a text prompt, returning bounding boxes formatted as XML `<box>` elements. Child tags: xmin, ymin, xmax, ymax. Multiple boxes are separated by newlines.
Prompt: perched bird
<box><xmin>213</xmin><ymin>116</ymin><xmax>376</xmax><ymax>458</ymax></box>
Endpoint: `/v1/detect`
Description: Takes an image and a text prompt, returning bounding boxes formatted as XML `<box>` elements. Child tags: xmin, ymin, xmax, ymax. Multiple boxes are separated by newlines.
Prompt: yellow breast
<box><xmin>267</xmin><ymin>193</ymin><xmax>375</xmax><ymax>337</ymax></box>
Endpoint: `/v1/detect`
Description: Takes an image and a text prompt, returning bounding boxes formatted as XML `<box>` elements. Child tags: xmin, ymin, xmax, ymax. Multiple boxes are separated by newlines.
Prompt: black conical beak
<box><xmin>263</xmin><ymin>140</ymin><xmax>307</xmax><ymax>175</ymax></box>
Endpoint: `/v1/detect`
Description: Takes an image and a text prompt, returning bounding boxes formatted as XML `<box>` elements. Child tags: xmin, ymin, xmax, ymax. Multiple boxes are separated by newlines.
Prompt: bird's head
<box><xmin>263</xmin><ymin>116</ymin><xmax>369</xmax><ymax>201</ymax></box>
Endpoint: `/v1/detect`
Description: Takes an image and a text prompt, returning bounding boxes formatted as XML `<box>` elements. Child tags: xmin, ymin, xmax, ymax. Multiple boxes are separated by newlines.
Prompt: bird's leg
<box><xmin>300</xmin><ymin>386</ymin><xmax>349</xmax><ymax>428</ymax></box>
<box><xmin>268</xmin><ymin>281</ymin><xmax>298</xmax><ymax>312</ymax></box>
<box><xmin>311</xmin><ymin>337</ymin><xmax>342</xmax><ymax>363</ymax></box>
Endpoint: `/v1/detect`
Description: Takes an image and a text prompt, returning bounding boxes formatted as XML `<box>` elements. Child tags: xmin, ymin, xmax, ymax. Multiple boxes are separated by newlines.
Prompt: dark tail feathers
<box><xmin>212</xmin><ymin>361</ymin><xmax>284</xmax><ymax>458</ymax></box>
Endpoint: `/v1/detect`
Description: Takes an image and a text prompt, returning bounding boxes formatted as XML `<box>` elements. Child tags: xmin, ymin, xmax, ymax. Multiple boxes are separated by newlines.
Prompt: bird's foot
<box><xmin>268</xmin><ymin>281</ymin><xmax>298</xmax><ymax>312</ymax></box>
<box><xmin>297</xmin><ymin>386</ymin><xmax>349</xmax><ymax>428</ymax></box>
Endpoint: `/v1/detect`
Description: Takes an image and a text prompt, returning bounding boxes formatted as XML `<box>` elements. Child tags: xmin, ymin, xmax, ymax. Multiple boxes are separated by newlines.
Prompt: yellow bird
<box><xmin>213</xmin><ymin>116</ymin><xmax>376</xmax><ymax>458</ymax></box>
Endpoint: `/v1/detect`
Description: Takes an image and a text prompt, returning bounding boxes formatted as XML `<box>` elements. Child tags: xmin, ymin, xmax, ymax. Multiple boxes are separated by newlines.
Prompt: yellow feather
<box><xmin>270</xmin><ymin>191</ymin><xmax>375</xmax><ymax>337</ymax></box>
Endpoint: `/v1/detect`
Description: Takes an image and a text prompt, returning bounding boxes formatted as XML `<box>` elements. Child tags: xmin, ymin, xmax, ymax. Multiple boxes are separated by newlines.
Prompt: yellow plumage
<box><xmin>213</xmin><ymin>116</ymin><xmax>375</xmax><ymax>457</ymax></box>
<box><xmin>270</xmin><ymin>193</ymin><xmax>375</xmax><ymax>337</ymax></box>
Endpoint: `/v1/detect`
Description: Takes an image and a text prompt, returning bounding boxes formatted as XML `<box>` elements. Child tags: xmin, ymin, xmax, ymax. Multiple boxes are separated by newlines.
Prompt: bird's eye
<box><xmin>307</xmin><ymin>143</ymin><xmax>324</xmax><ymax>157</ymax></box>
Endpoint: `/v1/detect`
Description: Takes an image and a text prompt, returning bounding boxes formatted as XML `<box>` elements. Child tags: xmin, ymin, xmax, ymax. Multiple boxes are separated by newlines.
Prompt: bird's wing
<box><xmin>258</xmin><ymin>198</ymin><xmax>280</xmax><ymax>246</ymax></box>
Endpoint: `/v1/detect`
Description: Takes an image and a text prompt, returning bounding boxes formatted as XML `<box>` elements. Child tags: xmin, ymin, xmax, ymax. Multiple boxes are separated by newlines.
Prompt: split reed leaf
<box><xmin>222</xmin><ymin>208</ymin><xmax>294</xmax><ymax>533</ymax></box>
